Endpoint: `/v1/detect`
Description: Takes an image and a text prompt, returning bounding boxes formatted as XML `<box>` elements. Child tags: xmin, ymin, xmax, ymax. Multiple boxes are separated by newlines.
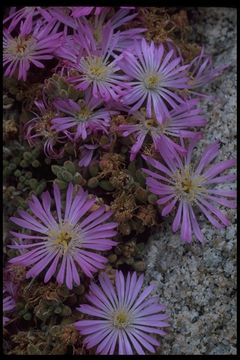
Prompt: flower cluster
<box><xmin>3</xmin><ymin>6</ymin><xmax>236</xmax><ymax>355</ymax></box>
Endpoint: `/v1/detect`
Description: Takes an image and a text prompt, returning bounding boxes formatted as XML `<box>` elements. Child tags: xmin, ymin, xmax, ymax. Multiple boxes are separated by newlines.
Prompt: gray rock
<box><xmin>144</xmin><ymin>8</ymin><xmax>237</xmax><ymax>355</ymax></box>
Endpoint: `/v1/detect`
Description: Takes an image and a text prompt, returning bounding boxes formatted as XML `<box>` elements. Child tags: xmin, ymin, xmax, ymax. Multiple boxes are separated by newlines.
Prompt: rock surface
<box><xmin>144</xmin><ymin>8</ymin><xmax>237</xmax><ymax>355</ymax></box>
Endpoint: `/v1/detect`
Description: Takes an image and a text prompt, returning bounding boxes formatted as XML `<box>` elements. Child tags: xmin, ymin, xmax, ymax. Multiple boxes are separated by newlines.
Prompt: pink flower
<box><xmin>24</xmin><ymin>96</ymin><xmax>67</xmax><ymax>159</ymax></box>
<box><xmin>3</xmin><ymin>18</ymin><xmax>62</xmax><ymax>81</ymax></box>
<box><xmin>79</xmin><ymin>144</ymin><xmax>99</xmax><ymax>167</ymax></box>
<box><xmin>75</xmin><ymin>271</ymin><xmax>170</xmax><ymax>355</ymax></box>
<box><xmin>142</xmin><ymin>139</ymin><xmax>236</xmax><ymax>243</ymax></box>
<box><xmin>117</xmin><ymin>38</ymin><xmax>189</xmax><ymax>122</ymax></box>
<box><xmin>3</xmin><ymin>268</ymin><xmax>18</xmax><ymax>326</ymax></box>
<box><xmin>46</xmin><ymin>7</ymin><xmax>79</xmax><ymax>32</ymax></box>
<box><xmin>188</xmin><ymin>47</ymin><xmax>229</xmax><ymax>89</ymax></box>
<box><xmin>3</xmin><ymin>292</ymin><xmax>16</xmax><ymax>326</ymax></box>
<box><xmin>88</xmin><ymin>8</ymin><xmax>145</xmax><ymax>53</ymax></box>
<box><xmin>3</xmin><ymin>7</ymin><xmax>52</xmax><ymax>32</ymax></box>
<box><xmin>119</xmin><ymin>99</ymin><xmax>206</xmax><ymax>160</ymax></box>
<box><xmin>70</xmin><ymin>7</ymin><xmax>104</xmax><ymax>17</ymax></box>
<box><xmin>9</xmin><ymin>183</ymin><xmax>118</xmax><ymax>289</ymax></box>
<box><xmin>52</xmin><ymin>90</ymin><xmax>118</xmax><ymax>141</ymax></box>
<box><xmin>57</xmin><ymin>22</ymin><xmax>130</xmax><ymax>102</ymax></box>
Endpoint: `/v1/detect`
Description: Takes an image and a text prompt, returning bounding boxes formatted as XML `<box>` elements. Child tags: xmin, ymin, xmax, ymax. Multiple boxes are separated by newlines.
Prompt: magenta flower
<box><xmin>70</xmin><ymin>7</ymin><xmax>104</xmax><ymax>17</ymax></box>
<box><xmin>46</xmin><ymin>7</ymin><xmax>79</xmax><ymax>32</ymax></box>
<box><xmin>79</xmin><ymin>144</ymin><xmax>99</xmax><ymax>167</ymax></box>
<box><xmin>3</xmin><ymin>289</ymin><xmax>16</xmax><ymax>326</ymax></box>
<box><xmin>3</xmin><ymin>266</ymin><xmax>19</xmax><ymax>326</ymax></box>
<box><xmin>3</xmin><ymin>7</ymin><xmax>52</xmax><ymax>32</ymax></box>
<box><xmin>52</xmin><ymin>90</ymin><xmax>117</xmax><ymax>141</ymax></box>
<box><xmin>59</xmin><ymin>22</ymin><xmax>130</xmax><ymax>102</ymax></box>
<box><xmin>87</xmin><ymin>8</ymin><xmax>145</xmax><ymax>53</ymax></box>
<box><xmin>117</xmin><ymin>38</ymin><xmax>189</xmax><ymax>122</ymax></box>
<box><xmin>3</xmin><ymin>267</ymin><xmax>19</xmax><ymax>298</ymax></box>
<box><xmin>75</xmin><ymin>271</ymin><xmax>170</xmax><ymax>355</ymax></box>
<box><xmin>119</xmin><ymin>99</ymin><xmax>207</xmax><ymax>161</ymax></box>
<box><xmin>188</xmin><ymin>47</ymin><xmax>229</xmax><ymax>89</ymax></box>
<box><xmin>24</xmin><ymin>96</ymin><xmax>67</xmax><ymax>159</ymax></box>
<box><xmin>9</xmin><ymin>183</ymin><xmax>118</xmax><ymax>289</ymax></box>
<box><xmin>142</xmin><ymin>140</ymin><xmax>236</xmax><ymax>243</ymax></box>
<box><xmin>3</xmin><ymin>18</ymin><xmax>62</xmax><ymax>81</ymax></box>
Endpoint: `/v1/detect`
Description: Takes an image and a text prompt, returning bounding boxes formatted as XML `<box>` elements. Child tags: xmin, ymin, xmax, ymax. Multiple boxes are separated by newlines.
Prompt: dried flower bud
<box><xmin>135</xmin><ymin>187</ymin><xmax>148</xmax><ymax>203</ymax></box>
<box><xmin>133</xmin><ymin>261</ymin><xmax>146</xmax><ymax>272</ymax></box>
<box><xmin>108</xmin><ymin>254</ymin><xmax>117</xmax><ymax>263</ymax></box>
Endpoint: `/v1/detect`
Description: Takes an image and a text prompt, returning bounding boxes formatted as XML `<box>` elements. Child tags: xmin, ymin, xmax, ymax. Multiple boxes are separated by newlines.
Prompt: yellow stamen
<box><xmin>145</xmin><ymin>118</ymin><xmax>159</xmax><ymax>128</ymax></box>
<box><xmin>35</xmin><ymin>112</ymin><xmax>56</xmax><ymax>139</ymax></box>
<box><xmin>77</xmin><ymin>106</ymin><xmax>91</xmax><ymax>121</ymax></box>
<box><xmin>86</xmin><ymin>56</ymin><xmax>108</xmax><ymax>80</ymax></box>
<box><xmin>7</xmin><ymin>35</ymin><xmax>34</xmax><ymax>58</ymax></box>
<box><xmin>174</xmin><ymin>166</ymin><xmax>205</xmax><ymax>202</ymax></box>
<box><xmin>48</xmin><ymin>224</ymin><xmax>76</xmax><ymax>254</ymax></box>
<box><xmin>93</xmin><ymin>28</ymin><xmax>102</xmax><ymax>44</ymax></box>
<box><xmin>55</xmin><ymin>231</ymin><xmax>72</xmax><ymax>252</ymax></box>
<box><xmin>113</xmin><ymin>310</ymin><xmax>130</xmax><ymax>329</ymax></box>
<box><xmin>144</xmin><ymin>73</ymin><xmax>160</xmax><ymax>90</ymax></box>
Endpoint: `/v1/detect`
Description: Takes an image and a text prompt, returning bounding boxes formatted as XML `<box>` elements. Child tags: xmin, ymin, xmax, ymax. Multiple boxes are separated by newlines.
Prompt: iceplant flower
<box><xmin>3</xmin><ymin>267</ymin><xmax>19</xmax><ymax>326</ymax></box>
<box><xmin>142</xmin><ymin>139</ymin><xmax>236</xmax><ymax>243</ymax></box>
<box><xmin>3</xmin><ymin>18</ymin><xmax>62</xmax><ymax>81</ymax></box>
<box><xmin>117</xmin><ymin>38</ymin><xmax>189</xmax><ymax>122</ymax></box>
<box><xmin>79</xmin><ymin>144</ymin><xmax>99</xmax><ymax>167</ymax></box>
<box><xmin>70</xmin><ymin>7</ymin><xmax>104</xmax><ymax>17</ymax></box>
<box><xmin>46</xmin><ymin>7</ymin><xmax>79</xmax><ymax>32</ymax></box>
<box><xmin>64</xmin><ymin>22</ymin><xmax>130</xmax><ymax>102</ymax></box>
<box><xmin>75</xmin><ymin>271</ymin><xmax>170</xmax><ymax>355</ymax></box>
<box><xmin>119</xmin><ymin>99</ymin><xmax>207</xmax><ymax>161</ymax></box>
<box><xmin>24</xmin><ymin>96</ymin><xmax>66</xmax><ymax>159</ymax></box>
<box><xmin>52</xmin><ymin>90</ymin><xmax>117</xmax><ymax>141</ymax></box>
<box><xmin>79</xmin><ymin>8</ymin><xmax>145</xmax><ymax>54</ymax></box>
<box><xmin>3</xmin><ymin>6</ymin><xmax>52</xmax><ymax>32</ymax></box>
<box><xmin>9</xmin><ymin>183</ymin><xmax>118</xmax><ymax>289</ymax></box>
<box><xmin>3</xmin><ymin>289</ymin><xmax>16</xmax><ymax>326</ymax></box>
<box><xmin>188</xmin><ymin>47</ymin><xmax>229</xmax><ymax>89</ymax></box>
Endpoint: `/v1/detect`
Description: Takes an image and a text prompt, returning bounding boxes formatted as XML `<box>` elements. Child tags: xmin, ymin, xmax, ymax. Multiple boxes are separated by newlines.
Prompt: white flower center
<box><xmin>7</xmin><ymin>35</ymin><xmax>36</xmax><ymax>59</ymax></box>
<box><xmin>76</xmin><ymin>104</ymin><xmax>92</xmax><ymax>122</ymax></box>
<box><xmin>82</xmin><ymin>56</ymin><xmax>111</xmax><ymax>82</ymax></box>
<box><xmin>48</xmin><ymin>222</ymin><xmax>81</xmax><ymax>254</ymax></box>
<box><xmin>112</xmin><ymin>309</ymin><xmax>131</xmax><ymax>329</ymax></box>
<box><xmin>174</xmin><ymin>166</ymin><xmax>205</xmax><ymax>202</ymax></box>
<box><xmin>144</xmin><ymin>72</ymin><xmax>160</xmax><ymax>90</ymax></box>
<box><xmin>145</xmin><ymin>118</ymin><xmax>159</xmax><ymax>129</ymax></box>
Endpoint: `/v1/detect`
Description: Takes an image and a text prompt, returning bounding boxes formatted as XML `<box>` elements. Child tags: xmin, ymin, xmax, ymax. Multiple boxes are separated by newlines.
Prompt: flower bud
<box><xmin>99</xmin><ymin>180</ymin><xmax>115</xmax><ymax>192</ymax></box>
<box><xmin>63</xmin><ymin>161</ymin><xmax>76</xmax><ymax>175</ymax></box>
<box><xmin>147</xmin><ymin>193</ymin><xmax>158</xmax><ymax>204</ymax></box>
<box><xmin>87</xmin><ymin>177</ymin><xmax>99</xmax><ymax>189</ymax></box>
<box><xmin>51</xmin><ymin>165</ymin><xmax>62</xmax><ymax>176</ymax></box>
<box><xmin>60</xmin><ymin>170</ymin><xmax>73</xmax><ymax>182</ymax></box>
<box><xmin>32</xmin><ymin>160</ymin><xmax>40</xmax><ymax>168</ymax></box>
<box><xmin>133</xmin><ymin>261</ymin><xmax>146</xmax><ymax>272</ymax></box>
<box><xmin>89</xmin><ymin>162</ymin><xmax>100</xmax><ymax>177</ymax></box>
<box><xmin>54</xmin><ymin>179</ymin><xmax>67</xmax><ymax>190</ymax></box>
<box><xmin>135</xmin><ymin>187</ymin><xmax>148</xmax><ymax>203</ymax></box>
